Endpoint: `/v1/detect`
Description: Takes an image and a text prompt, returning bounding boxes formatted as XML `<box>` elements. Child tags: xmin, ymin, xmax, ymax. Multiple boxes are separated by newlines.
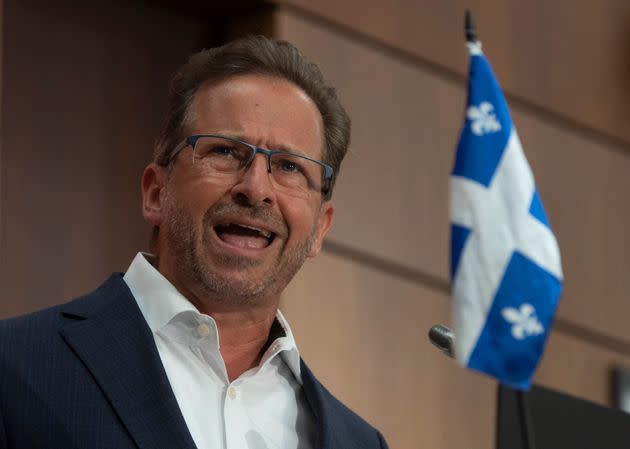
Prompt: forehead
<box><xmin>188</xmin><ymin>74</ymin><xmax>325</xmax><ymax>158</ymax></box>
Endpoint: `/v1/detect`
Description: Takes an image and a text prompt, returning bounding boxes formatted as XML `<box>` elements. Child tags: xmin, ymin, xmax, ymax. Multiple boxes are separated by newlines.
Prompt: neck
<box><xmin>153</xmin><ymin>252</ymin><xmax>282</xmax><ymax>380</ymax></box>
<box><xmin>210</xmin><ymin>308</ymin><xmax>278</xmax><ymax>381</ymax></box>
<box><xmin>184</xmin><ymin>281</ymin><xmax>281</xmax><ymax>381</ymax></box>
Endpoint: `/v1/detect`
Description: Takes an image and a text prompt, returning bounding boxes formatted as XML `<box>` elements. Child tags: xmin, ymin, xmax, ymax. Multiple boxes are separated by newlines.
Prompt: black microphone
<box><xmin>428</xmin><ymin>324</ymin><xmax>455</xmax><ymax>358</ymax></box>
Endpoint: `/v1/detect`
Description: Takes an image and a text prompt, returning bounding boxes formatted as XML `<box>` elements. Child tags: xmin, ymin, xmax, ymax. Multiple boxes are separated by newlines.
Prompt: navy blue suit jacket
<box><xmin>0</xmin><ymin>274</ymin><xmax>387</xmax><ymax>449</ymax></box>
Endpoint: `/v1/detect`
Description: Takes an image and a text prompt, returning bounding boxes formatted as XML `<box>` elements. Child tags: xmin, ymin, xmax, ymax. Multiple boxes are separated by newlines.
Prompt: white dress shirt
<box><xmin>123</xmin><ymin>252</ymin><xmax>315</xmax><ymax>449</ymax></box>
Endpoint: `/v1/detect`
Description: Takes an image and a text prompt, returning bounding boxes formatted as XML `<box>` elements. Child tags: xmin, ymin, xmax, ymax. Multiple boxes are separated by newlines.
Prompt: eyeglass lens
<box><xmin>192</xmin><ymin>136</ymin><xmax>325</xmax><ymax>194</ymax></box>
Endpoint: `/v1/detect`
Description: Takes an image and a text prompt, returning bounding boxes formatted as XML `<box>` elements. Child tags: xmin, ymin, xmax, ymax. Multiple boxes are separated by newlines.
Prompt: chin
<box><xmin>191</xmin><ymin>262</ymin><xmax>275</xmax><ymax>303</ymax></box>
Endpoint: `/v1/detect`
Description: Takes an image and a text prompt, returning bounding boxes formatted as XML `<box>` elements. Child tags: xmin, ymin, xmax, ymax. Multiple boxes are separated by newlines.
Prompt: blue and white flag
<box><xmin>450</xmin><ymin>41</ymin><xmax>564</xmax><ymax>390</ymax></box>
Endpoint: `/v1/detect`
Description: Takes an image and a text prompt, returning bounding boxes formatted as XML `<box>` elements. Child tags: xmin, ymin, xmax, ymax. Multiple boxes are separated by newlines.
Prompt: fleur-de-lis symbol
<box><xmin>501</xmin><ymin>303</ymin><xmax>544</xmax><ymax>340</ymax></box>
<box><xmin>467</xmin><ymin>101</ymin><xmax>502</xmax><ymax>136</ymax></box>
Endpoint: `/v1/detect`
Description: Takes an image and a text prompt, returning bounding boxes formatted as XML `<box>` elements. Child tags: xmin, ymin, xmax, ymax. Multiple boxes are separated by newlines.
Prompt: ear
<box><xmin>308</xmin><ymin>201</ymin><xmax>335</xmax><ymax>258</ymax></box>
<box><xmin>141</xmin><ymin>163</ymin><xmax>167</xmax><ymax>226</ymax></box>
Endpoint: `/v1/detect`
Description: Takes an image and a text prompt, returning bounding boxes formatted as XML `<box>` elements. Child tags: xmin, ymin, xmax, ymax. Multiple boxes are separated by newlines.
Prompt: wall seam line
<box><xmin>322</xmin><ymin>239</ymin><xmax>630</xmax><ymax>359</ymax></box>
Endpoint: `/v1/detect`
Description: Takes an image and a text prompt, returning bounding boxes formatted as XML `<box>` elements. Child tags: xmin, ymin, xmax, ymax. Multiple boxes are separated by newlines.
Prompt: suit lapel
<box><xmin>60</xmin><ymin>275</ymin><xmax>197</xmax><ymax>449</ymax></box>
<box><xmin>301</xmin><ymin>360</ymin><xmax>374</xmax><ymax>449</ymax></box>
<box><xmin>300</xmin><ymin>360</ymin><xmax>335</xmax><ymax>449</ymax></box>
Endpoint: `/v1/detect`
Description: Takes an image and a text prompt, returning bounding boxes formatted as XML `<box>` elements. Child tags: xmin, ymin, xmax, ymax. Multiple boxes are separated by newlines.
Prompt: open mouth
<box><xmin>214</xmin><ymin>223</ymin><xmax>276</xmax><ymax>249</ymax></box>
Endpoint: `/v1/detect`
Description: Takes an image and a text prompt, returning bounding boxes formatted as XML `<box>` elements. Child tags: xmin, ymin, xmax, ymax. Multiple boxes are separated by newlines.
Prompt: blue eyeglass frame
<box><xmin>168</xmin><ymin>134</ymin><xmax>334</xmax><ymax>197</ymax></box>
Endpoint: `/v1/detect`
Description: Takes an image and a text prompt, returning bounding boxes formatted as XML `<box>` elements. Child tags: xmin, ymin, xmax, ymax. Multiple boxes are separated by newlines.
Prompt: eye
<box><xmin>209</xmin><ymin>145</ymin><xmax>237</xmax><ymax>157</ymax></box>
<box><xmin>198</xmin><ymin>142</ymin><xmax>250</xmax><ymax>162</ymax></box>
<box><xmin>277</xmin><ymin>157</ymin><xmax>303</xmax><ymax>173</ymax></box>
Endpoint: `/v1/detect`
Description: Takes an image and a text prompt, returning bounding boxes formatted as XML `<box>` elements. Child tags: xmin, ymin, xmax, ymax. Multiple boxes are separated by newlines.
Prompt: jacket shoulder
<box><xmin>0</xmin><ymin>274</ymin><xmax>127</xmax><ymax>352</ymax></box>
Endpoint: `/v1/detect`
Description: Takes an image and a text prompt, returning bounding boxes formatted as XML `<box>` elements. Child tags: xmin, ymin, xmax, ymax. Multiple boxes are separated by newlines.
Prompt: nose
<box><xmin>230</xmin><ymin>153</ymin><xmax>275</xmax><ymax>206</ymax></box>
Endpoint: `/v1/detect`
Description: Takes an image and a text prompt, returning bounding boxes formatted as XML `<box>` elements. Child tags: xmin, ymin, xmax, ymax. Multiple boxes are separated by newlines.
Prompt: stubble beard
<box><xmin>162</xmin><ymin>198</ymin><xmax>317</xmax><ymax>306</ymax></box>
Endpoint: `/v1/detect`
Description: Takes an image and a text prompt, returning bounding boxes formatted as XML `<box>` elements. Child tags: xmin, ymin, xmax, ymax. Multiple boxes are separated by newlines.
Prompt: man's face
<box><xmin>142</xmin><ymin>74</ymin><xmax>334</xmax><ymax>307</ymax></box>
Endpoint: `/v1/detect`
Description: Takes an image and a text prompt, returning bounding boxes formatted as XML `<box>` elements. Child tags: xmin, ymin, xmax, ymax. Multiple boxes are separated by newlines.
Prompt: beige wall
<box><xmin>1</xmin><ymin>1</ymin><xmax>629</xmax><ymax>448</ymax></box>
<box><xmin>0</xmin><ymin>0</ymin><xmax>4</xmax><ymax>297</ymax></box>
<box><xmin>273</xmin><ymin>4</ymin><xmax>630</xmax><ymax>448</ymax></box>
<box><xmin>0</xmin><ymin>1</ymin><xmax>209</xmax><ymax>316</ymax></box>
<box><xmin>277</xmin><ymin>0</ymin><xmax>630</xmax><ymax>149</ymax></box>
<box><xmin>283</xmin><ymin>252</ymin><xmax>496</xmax><ymax>449</ymax></box>
<box><xmin>274</xmin><ymin>5</ymin><xmax>630</xmax><ymax>345</ymax></box>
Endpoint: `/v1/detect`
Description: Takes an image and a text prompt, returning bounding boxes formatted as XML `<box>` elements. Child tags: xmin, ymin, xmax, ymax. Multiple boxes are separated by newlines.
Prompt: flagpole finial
<box><xmin>465</xmin><ymin>9</ymin><xmax>478</xmax><ymax>43</ymax></box>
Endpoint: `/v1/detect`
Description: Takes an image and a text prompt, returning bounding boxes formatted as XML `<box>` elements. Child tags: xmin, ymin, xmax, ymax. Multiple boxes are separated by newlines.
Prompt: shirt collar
<box><xmin>123</xmin><ymin>252</ymin><xmax>303</xmax><ymax>383</ymax></box>
<box><xmin>123</xmin><ymin>252</ymin><xmax>198</xmax><ymax>332</ymax></box>
<box><xmin>266</xmin><ymin>309</ymin><xmax>302</xmax><ymax>383</ymax></box>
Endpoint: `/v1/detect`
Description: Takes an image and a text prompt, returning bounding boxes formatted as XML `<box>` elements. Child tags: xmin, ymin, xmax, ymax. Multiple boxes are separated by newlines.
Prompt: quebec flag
<box><xmin>450</xmin><ymin>41</ymin><xmax>564</xmax><ymax>390</ymax></box>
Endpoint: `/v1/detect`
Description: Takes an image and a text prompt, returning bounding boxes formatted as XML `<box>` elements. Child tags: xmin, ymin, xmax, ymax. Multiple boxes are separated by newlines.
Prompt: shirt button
<box><xmin>228</xmin><ymin>386</ymin><xmax>237</xmax><ymax>400</ymax></box>
<box><xmin>196</xmin><ymin>323</ymin><xmax>211</xmax><ymax>338</ymax></box>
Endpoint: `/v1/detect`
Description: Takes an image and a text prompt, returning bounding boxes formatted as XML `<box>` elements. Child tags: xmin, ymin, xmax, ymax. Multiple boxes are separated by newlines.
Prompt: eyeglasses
<box><xmin>168</xmin><ymin>134</ymin><xmax>334</xmax><ymax>199</ymax></box>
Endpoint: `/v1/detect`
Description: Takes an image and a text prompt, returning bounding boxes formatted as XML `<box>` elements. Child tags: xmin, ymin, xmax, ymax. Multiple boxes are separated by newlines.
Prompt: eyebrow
<box><xmin>219</xmin><ymin>133</ymin><xmax>309</xmax><ymax>157</ymax></box>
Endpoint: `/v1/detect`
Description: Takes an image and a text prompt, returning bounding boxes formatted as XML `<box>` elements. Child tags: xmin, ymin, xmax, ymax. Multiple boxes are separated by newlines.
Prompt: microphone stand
<box><xmin>429</xmin><ymin>324</ymin><xmax>536</xmax><ymax>449</ymax></box>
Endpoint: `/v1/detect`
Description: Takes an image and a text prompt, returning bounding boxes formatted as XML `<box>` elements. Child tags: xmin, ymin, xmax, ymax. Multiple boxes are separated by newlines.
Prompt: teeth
<box><xmin>237</xmin><ymin>224</ymin><xmax>272</xmax><ymax>239</ymax></box>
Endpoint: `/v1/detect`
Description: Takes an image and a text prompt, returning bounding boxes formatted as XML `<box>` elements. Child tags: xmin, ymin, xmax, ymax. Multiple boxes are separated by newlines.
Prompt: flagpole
<box><xmin>462</xmin><ymin>12</ymin><xmax>537</xmax><ymax>449</ymax></box>
<box><xmin>464</xmin><ymin>9</ymin><xmax>477</xmax><ymax>43</ymax></box>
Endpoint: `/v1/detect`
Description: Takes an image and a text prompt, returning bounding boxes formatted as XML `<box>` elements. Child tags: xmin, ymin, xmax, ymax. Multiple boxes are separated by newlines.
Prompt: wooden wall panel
<box><xmin>0</xmin><ymin>0</ymin><xmax>4</xmax><ymax>300</ymax></box>
<box><xmin>276</xmin><ymin>0</ymin><xmax>630</xmax><ymax>149</ymax></box>
<box><xmin>0</xmin><ymin>1</ymin><xmax>207</xmax><ymax>317</ymax></box>
<box><xmin>282</xmin><ymin>252</ymin><xmax>496</xmax><ymax>449</ymax></box>
<box><xmin>282</xmin><ymin>251</ymin><xmax>630</xmax><ymax>448</ymax></box>
<box><xmin>537</xmin><ymin>330</ymin><xmax>630</xmax><ymax>406</ymax></box>
<box><xmin>274</xmin><ymin>8</ymin><xmax>630</xmax><ymax>344</ymax></box>
<box><xmin>512</xmin><ymin>113</ymin><xmax>630</xmax><ymax>342</ymax></box>
<box><xmin>277</xmin><ymin>7</ymin><xmax>458</xmax><ymax>282</ymax></box>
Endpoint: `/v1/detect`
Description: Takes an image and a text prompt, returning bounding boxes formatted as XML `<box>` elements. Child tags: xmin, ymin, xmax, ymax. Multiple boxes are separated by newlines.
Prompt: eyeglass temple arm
<box><xmin>168</xmin><ymin>138</ymin><xmax>196</xmax><ymax>163</ymax></box>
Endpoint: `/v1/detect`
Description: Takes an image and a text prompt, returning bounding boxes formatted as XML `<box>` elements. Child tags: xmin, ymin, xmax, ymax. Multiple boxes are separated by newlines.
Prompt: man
<box><xmin>0</xmin><ymin>36</ymin><xmax>388</xmax><ymax>449</ymax></box>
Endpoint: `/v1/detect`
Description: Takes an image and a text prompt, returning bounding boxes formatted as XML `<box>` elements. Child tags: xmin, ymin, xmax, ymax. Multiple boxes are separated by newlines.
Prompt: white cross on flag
<box><xmin>450</xmin><ymin>41</ymin><xmax>564</xmax><ymax>390</ymax></box>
